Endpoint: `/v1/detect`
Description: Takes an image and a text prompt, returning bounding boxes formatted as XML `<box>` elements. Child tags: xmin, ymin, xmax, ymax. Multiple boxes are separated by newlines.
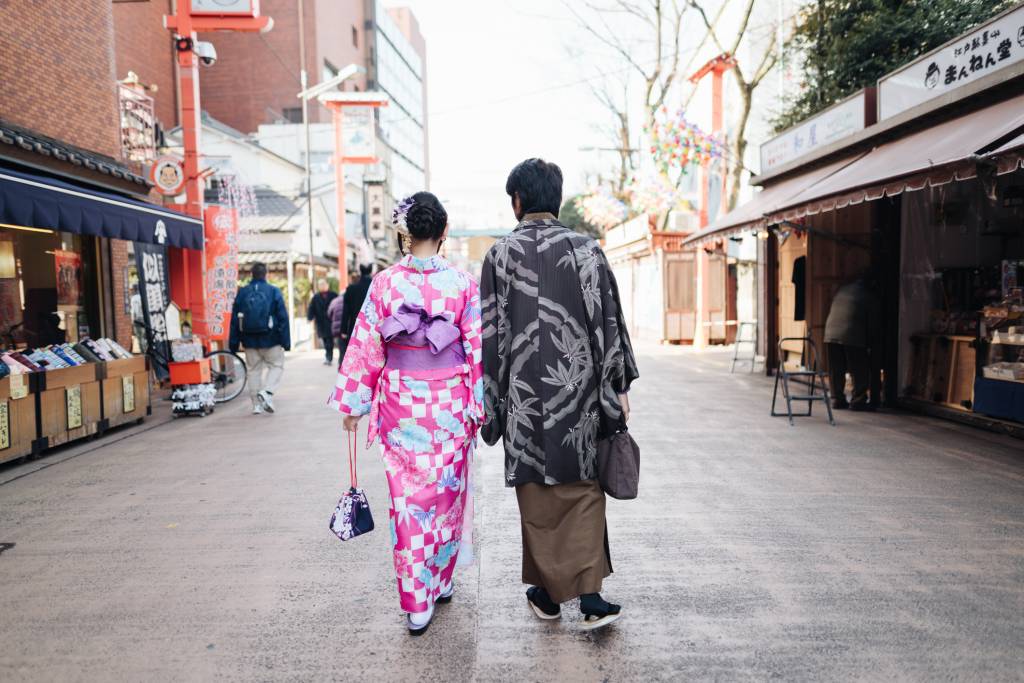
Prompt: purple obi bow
<box><xmin>380</xmin><ymin>303</ymin><xmax>461</xmax><ymax>354</ymax></box>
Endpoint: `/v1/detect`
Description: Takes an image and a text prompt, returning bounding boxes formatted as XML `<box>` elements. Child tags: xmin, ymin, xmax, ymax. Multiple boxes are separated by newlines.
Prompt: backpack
<box><xmin>236</xmin><ymin>281</ymin><xmax>275</xmax><ymax>334</ymax></box>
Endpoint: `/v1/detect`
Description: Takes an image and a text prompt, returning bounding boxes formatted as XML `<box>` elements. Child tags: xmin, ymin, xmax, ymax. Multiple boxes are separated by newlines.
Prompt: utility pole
<box><xmin>298</xmin><ymin>0</ymin><xmax>315</xmax><ymax>286</ymax></box>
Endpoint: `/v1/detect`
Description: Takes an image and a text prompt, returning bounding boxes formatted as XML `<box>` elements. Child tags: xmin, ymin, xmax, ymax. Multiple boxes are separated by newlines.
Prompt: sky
<box><xmin>382</xmin><ymin>0</ymin><xmax>791</xmax><ymax>232</ymax></box>
<box><xmin>383</xmin><ymin>0</ymin><xmax>633</xmax><ymax>230</ymax></box>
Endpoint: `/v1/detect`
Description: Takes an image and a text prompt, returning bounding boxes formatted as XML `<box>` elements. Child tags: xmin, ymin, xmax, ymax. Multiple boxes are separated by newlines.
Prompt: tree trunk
<box><xmin>728</xmin><ymin>83</ymin><xmax>754</xmax><ymax>213</ymax></box>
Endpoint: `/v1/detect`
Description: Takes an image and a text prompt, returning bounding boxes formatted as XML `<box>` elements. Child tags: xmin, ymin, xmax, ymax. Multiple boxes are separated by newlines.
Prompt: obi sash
<box><xmin>380</xmin><ymin>303</ymin><xmax>466</xmax><ymax>371</ymax></box>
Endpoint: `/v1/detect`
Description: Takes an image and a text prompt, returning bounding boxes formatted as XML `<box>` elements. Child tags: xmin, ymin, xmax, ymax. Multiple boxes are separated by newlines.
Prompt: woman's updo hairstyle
<box><xmin>402</xmin><ymin>191</ymin><xmax>447</xmax><ymax>242</ymax></box>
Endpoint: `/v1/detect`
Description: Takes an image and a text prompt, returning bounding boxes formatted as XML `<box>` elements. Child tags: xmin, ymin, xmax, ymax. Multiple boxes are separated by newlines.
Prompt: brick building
<box><xmin>198</xmin><ymin>0</ymin><xmax>367</xmax><ymax>133</ymax></box>
<box><xmin>0</xmin><ymin>3</ymin><xmax>202</xmax><ymax>390</ymax></box>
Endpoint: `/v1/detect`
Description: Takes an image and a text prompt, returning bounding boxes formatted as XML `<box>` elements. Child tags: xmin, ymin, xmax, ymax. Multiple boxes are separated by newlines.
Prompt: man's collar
<box><xmin>521</xmin><ymin>212</ymin><xmax>557</xmax><ymax>222</ymax></box>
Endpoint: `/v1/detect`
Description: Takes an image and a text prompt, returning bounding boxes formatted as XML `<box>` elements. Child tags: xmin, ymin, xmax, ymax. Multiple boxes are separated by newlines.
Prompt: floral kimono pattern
<box><xmin>328</xmin><ymin>254</ymin><xmax>483</xmax><ymax>613</ymax></box>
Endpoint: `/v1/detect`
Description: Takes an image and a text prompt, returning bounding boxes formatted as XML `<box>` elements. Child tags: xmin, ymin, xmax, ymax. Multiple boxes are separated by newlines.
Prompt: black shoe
<box><xmin>832</xmin><ymin>399</ymin><xmax>849</xmax><ymax>409</ymax></box>
<box><xmin>580</xmin><ymin>593</ymin><xmax>622</xmax><ymax>631</ymax></box>
<box><xmin>436</xmin><ymin>584</ymin><xmax>454</xmax><ymax>604</ymax></box>
<box><xmin>526</xmin><ymin>586</ymin><xmax>561</xmax><ymax>620</ymax></box>
<box><xmin>850</xmin><ymin>401</ymin><xmax>873</xmax><ymax>412</ymax></box>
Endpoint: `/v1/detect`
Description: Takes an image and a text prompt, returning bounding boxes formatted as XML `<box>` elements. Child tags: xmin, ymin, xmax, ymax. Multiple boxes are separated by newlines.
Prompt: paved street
<box><xmin>1</xmin><ymin>346</ymin><xmax>1023</xmax><ymax>681</ymax></box>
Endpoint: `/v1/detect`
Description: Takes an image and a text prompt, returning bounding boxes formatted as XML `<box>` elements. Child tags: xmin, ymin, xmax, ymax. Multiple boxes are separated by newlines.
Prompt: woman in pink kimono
<box><xmin>328</xmin><ymin>192</ymin><xmax>483</xmax><ymax>635</ymax></box>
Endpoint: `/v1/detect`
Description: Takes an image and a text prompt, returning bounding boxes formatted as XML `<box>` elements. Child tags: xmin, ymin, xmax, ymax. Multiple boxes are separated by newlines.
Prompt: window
<box><xmin>352</xmin><ymin>26</ymin><xmax>359</xmax><ymax>48</ymax></box>
<box><xmin>282</xmin><ymin>107</ymin><xmax>303</xmax><ymax>124</ymax></box>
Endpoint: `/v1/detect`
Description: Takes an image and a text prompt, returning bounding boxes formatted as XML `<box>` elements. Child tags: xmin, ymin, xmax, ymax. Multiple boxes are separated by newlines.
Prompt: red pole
<box><xmin>331</xmin><ymin>104</ymin><xmax>348</xmax><ymax>283</ymax></box>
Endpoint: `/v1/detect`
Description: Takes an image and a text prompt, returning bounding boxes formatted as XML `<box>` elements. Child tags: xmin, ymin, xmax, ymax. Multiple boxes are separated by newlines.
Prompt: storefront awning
<box><xmin>682</xmin><ymin>153</ymin><xmax>866</xmax><ymax>247</ymax></box>
<box><xmin>0</xmin><ymin>167</ymin><xmax>203</xmax><ymax>249</ymax></box>
<box><xmin>768</xmin><ymin>92</ymin><xmax>1024</xmax><ymax>223</ymax></box>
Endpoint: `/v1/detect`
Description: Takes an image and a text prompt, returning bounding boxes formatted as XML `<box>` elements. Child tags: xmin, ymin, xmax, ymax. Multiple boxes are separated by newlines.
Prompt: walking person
<box><xmin>339</xmin><ymin>263</ymin><xmax>374</xmax><ymax>353</ymax></box>
<box><xmin>328</xmin><ymin>192</ymin><xmax>483</xmax><ymax>635</ymax></box>
<box><xmin>480</xmin><ymin>158</ymin><xmax>639</xmax><ymax>631</ymax></box>
<box><xmin>229</xmin><ymin>262</ymin><xmax>290</xmax><ymax>415</ymax></box>
<box><xmin>307</xmin><ymin>278</ymin><xmax>338</xmax><ymax>365</ymax></box>
<box><xmin>327</xmin><ymin>282</ymin><xmax>347</xmax><ymax>367</ymax></box>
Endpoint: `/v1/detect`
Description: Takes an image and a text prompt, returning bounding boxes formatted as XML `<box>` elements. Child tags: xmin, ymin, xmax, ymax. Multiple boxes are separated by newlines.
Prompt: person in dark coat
<box><xmin>481</xmin><ymin>158</ymin><xmax>639</xmax><ymax>631</ymax></box>
<box><xmin>824</xmin><ymin>276</ymin><xmax>880</xmax><ymax>410</ymax></box>
<box><xmin>229</xmin><ymin>262</ymin><xmax>291</xmax><ymax>415</ymax></box>
<box><xmin>307</xmin><ymin>278</ymin><xmax>338</xmax><ymax>365</ymax></box>
<box><xmin>339</xmin><ymin>263</ymin><xmax>373</xmax><ymax>346</ymax></box>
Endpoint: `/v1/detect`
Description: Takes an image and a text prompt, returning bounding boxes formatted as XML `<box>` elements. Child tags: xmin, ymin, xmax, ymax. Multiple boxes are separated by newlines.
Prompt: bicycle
<box><xmin>204</xmin><ymin>348</ymin><xmax>247</xmax><ymax>403</ymax></box>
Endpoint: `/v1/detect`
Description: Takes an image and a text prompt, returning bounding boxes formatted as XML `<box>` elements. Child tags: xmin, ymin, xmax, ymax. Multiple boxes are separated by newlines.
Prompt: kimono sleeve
<box><xmin>459</xmin><ymin>275</ymin><xmax>485</xmax><ymax>429</ymax></box>
<box><xmin>479</xmin><ymin>248</ymin><xmax>507</xmax><ymax>446</ymax></box>
<box><xmin>590</xmin><ymin>245</ymin><xmax>639</xmax><ymax>430</ymax></box>
<box><xmin>327</xmin><ymin>277</ymin><xmax>385</xmax><ymax>416</ymax></box>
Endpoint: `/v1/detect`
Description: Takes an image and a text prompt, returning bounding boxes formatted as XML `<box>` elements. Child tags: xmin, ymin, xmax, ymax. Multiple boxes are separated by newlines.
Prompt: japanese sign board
<box><xmin>118</xmin><ymin>84</ymin><xmax>156</xmax><ymax>164</ymax></box>
<box><xmin>54</xmin><ymin>250</ymin><xmax>83</xmax><ymax>306</ymax></box>
<box><xmin>760</xmin><ymin>90</ymin><xmax>874</xmax><ymax>173</ymax></box>
<box><xmin>0</xmin><ymin>401</ymin><xmax>8</xmax><ymax>451</ymax></box>
<box><xmin>66</xmin><ymin>385</ymin><xmax>82</xmax><ymax>430</ymax></box>
<box><xmin>122</xmin><ymin>375</ymin><xmax>135</xmax><ymax>414</ymax></box>
<box><xmin>134</xmin><ymin>242</ymin><xmax>171</xmax><ymax>379</ymax></box>
<box><xmin>191</xmin><ymin>0</ymin><xmax>260</xmax><ymax>16</ymax></box>
<box><xmin>341</xmin><ymin>106</ymin><xmax>376</xmax><ymax>162</ymax></box>
<box><xmin>203</xmin><ymin>206</ymin><xmax>239</xmax><ymax>341</ymax></box>
<box><xmin>150</xmin><ymin>155</ymin><xmax>186</xmax><ymax>196</ymax></box>
<box><xmin>879</xmin><ymin>4</ymin><xmax>1024</xmax><ymax>120</ymax></box>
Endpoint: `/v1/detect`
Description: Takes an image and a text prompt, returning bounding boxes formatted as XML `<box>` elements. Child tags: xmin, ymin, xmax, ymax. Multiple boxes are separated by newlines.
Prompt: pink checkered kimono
<box><xmin>328</xmin><ymin>254</ymin><xmax>483</xmax><ymax>614</ymax></box>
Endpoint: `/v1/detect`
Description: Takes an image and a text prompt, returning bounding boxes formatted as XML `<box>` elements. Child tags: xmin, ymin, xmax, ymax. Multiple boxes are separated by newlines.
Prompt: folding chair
<box><xmin>771</xmin><ymin>336</ymin><xmax>835</xmax><ymax>426</ymax></box>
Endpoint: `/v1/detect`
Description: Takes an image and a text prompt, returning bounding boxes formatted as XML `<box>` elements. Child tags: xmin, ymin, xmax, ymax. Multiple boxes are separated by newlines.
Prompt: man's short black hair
<box><xmin>506</xmin><ymin>158</ymin><xmax>563</xmax><ymax>216</ymax></box>
<box><xmin>359</xmin><ymin>263</ymin><xmax>373</xmax><ymax>277</ymax></box>
<box><xmin>251</xmin><ymin>262</ymin><xmax>267</xmax><ymax>279</ymax></box>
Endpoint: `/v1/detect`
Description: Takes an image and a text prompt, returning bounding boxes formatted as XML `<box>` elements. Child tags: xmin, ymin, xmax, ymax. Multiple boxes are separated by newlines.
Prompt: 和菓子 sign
<box><xmin>878</xmin><ymin>4</ymin><xmax>1024</xmax><ymax>120</ymax></box>
<box><xmin>203</xmin><ymin>206</ymin><xmax>239</xmax><ymax>341</ymax></box>
<box><xmin>191</xmin><ymin>0</ymin><xmax>260</xmax><ymax>16</ymax></box>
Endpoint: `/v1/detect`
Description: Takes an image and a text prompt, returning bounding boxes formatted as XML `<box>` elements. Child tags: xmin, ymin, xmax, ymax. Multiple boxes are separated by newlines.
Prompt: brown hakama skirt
<box><xmin>515</xmin><ymin>479</ymin><xmax>612</xmax><ymax>604</ymax></box>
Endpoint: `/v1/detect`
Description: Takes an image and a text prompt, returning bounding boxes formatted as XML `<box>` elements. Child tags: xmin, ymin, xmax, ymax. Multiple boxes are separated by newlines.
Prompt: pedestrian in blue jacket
<box><xmin>229</xmin><ymin>262</ymin><xmax>290</xmax><ymax>415</ymax></box>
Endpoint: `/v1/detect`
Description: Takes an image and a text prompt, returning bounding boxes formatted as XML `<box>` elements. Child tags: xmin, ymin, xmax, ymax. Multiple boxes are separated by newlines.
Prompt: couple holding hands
<box><xmin>328</xmin><ymin>158</ymin><xmax>638</xmax><ymax>634</ymax></box>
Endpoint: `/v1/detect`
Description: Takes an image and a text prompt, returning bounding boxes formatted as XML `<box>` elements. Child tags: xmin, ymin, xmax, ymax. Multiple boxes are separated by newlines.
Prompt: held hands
<box><xmin>343</xmin><ymin>415</ymin><xmax>362</xmax><ymax>433</ymax></box>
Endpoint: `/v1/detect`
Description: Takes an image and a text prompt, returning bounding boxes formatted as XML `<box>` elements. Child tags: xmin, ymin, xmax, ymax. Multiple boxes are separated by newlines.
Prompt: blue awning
<box><xmin>0</xmin><ymin>167</ymin><xmax>203</xmax><ymax>249</ymax></box>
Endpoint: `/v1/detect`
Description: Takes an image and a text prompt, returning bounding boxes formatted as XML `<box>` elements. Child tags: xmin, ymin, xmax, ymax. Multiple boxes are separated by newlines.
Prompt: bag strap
<box><xmin>347</xmin><ymin>431</ymin><xmax>358</xmax><ymax>489</ymax></box>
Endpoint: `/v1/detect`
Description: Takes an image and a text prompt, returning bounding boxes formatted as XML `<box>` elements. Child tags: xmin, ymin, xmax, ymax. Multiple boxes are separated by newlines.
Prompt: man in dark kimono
<box><xmin>481</xmin><ymin>158</ymin><xmax>639</xmax><ymax>631</ymax></box>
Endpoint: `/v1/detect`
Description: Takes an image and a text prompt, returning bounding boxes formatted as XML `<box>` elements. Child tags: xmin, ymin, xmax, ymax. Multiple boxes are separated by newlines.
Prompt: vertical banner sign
<box><xmin>118</xmin><ymin>84</ymin><xmax>157</xmax><ymax>164</ymax></box>
<box><xmin>134</xmin><ymin>242</ymin><xmax>172</xmax><ymax>379</ymax></box>
<box><xmin>122</xmin><ymin>375</ymin><xmax>136</xmax><ymax>413</ymax></box>
<box><xmin>66</xmin><ymin>385</ymin><xmax>82</xmax><ymax>430</ymax></box>
<box><xmin>341</xmin><ymin>106</ymin><xmax>376</xmax><ymax>161</ymax></box>
<box><xmin>203</xmin><ymin>206</ymin><xmax>240</xmax><ymax>341</ymax></box>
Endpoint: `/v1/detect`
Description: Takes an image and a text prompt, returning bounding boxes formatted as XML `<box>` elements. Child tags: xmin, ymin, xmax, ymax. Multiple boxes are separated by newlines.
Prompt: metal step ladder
<box><xmin>771</xmin><ymin>336</ymin><xmax>836</xmax><ymax>426</ymax></box>
<box><xmin>731</xmin><ymin>321</ymin><xmax>758</xmax><ymax>373</ymax></box>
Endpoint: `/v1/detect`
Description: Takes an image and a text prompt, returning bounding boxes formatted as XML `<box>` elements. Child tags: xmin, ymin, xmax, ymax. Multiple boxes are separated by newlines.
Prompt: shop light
<box><xmin>0</xmin><ymin>222</ymin><xmax>54</xmax><ymax>234</ymax></box>
<box><xmin>0</xmin><ymin>240</ymin><xmax>14</xmax><ymax>278</ymax></box>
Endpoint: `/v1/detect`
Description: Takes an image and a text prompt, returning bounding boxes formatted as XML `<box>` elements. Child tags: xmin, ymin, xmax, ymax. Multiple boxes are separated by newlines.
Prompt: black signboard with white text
<box><xmin>134</xmin><ymin>241</ymin><xmax>171</xmax><ymax>379</ymax></box>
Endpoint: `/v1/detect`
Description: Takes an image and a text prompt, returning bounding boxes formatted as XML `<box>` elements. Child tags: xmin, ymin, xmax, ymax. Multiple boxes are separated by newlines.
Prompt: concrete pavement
<box><xmin>1</xmin><ymin>345</ymin><xmax>1023</xmax><ymax>681</ymax></box>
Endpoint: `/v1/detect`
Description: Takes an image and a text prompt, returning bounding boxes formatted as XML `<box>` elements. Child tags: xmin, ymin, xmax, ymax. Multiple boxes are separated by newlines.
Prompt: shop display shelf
<box><xmin>101</xmin><ymin>357</ymin><xmax>151</xmax><ymax>430</ymax></box>
<box><xmin>37</xmin><ymin>363</ymin><xmax>103</xmax><ymax>449</ymax></box>
<box><xmin>0</xmin><ymin>373</ymin><xmax>39</xmax><ymax>464</ymax></box>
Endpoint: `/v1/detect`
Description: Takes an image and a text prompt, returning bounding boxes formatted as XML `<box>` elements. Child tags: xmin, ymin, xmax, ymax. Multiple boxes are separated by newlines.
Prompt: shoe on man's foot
<box><xmin>407</xmin><ymin>605</ymin><xmax>434</xmax><ymax>635</ymax></box>
<box><xmin>257</xmin><ymin>390</ymin><xmax>275</xmax><ymax>413</ymax></box>
<box><xmin>526</xmin><ymin>586</ymin><xmax>561</xmax><ymax>620</ymax></box>
<box><xmin>251</xmin><ymin>403</ymin><xmax>263</xmax><ymax>415</ymax></box>
<box><xmin>579</xmin><ymin>593</ymin><xmax>621</xmax><ymax>631</ymax></box>
<box><xmin>832</xmin><ymin>398</ymin><xmax>850</xmax><ymax>409</ymax></box>
<box><xmin>323</xmin><ymin>359</ymin><xmax>331</xmax><ymax>365</ymax></box>
<box><xmin>437</xmin><ymin>583</ymin><xmax>454</xmax><ymax>604</ymax></box>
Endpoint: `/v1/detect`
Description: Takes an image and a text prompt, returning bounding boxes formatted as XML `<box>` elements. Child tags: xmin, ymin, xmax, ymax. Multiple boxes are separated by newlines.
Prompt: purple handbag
<box><xmin>330</xmin><ymin>432</ymin><xmax>375</xmax><ymax>541</ymax></box>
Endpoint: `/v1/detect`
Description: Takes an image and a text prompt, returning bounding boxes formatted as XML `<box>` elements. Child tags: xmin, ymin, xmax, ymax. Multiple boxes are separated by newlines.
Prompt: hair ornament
<box><xmin>392</xmin><ymin>196</ymin><xmax>415</xmax><ymax>234</ymax></box>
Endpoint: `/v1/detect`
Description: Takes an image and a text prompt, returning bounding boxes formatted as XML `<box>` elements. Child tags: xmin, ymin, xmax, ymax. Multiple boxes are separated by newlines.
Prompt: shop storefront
<box><xmin>0</xmin><ymin>164</ymin><xmax>203</xmax><ymax>464</ymax></box>
<box><xmin>684</xmin><ymin>4</ymin><xmax>1024</xmax><ymax>434</ymax></box>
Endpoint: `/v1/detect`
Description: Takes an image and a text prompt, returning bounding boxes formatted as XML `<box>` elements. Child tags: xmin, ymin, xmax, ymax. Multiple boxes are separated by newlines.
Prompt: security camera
<box><xmin>195</xmin><ymin>41</ymin><xmax>217</xmax><ymax>67</ymax></box>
